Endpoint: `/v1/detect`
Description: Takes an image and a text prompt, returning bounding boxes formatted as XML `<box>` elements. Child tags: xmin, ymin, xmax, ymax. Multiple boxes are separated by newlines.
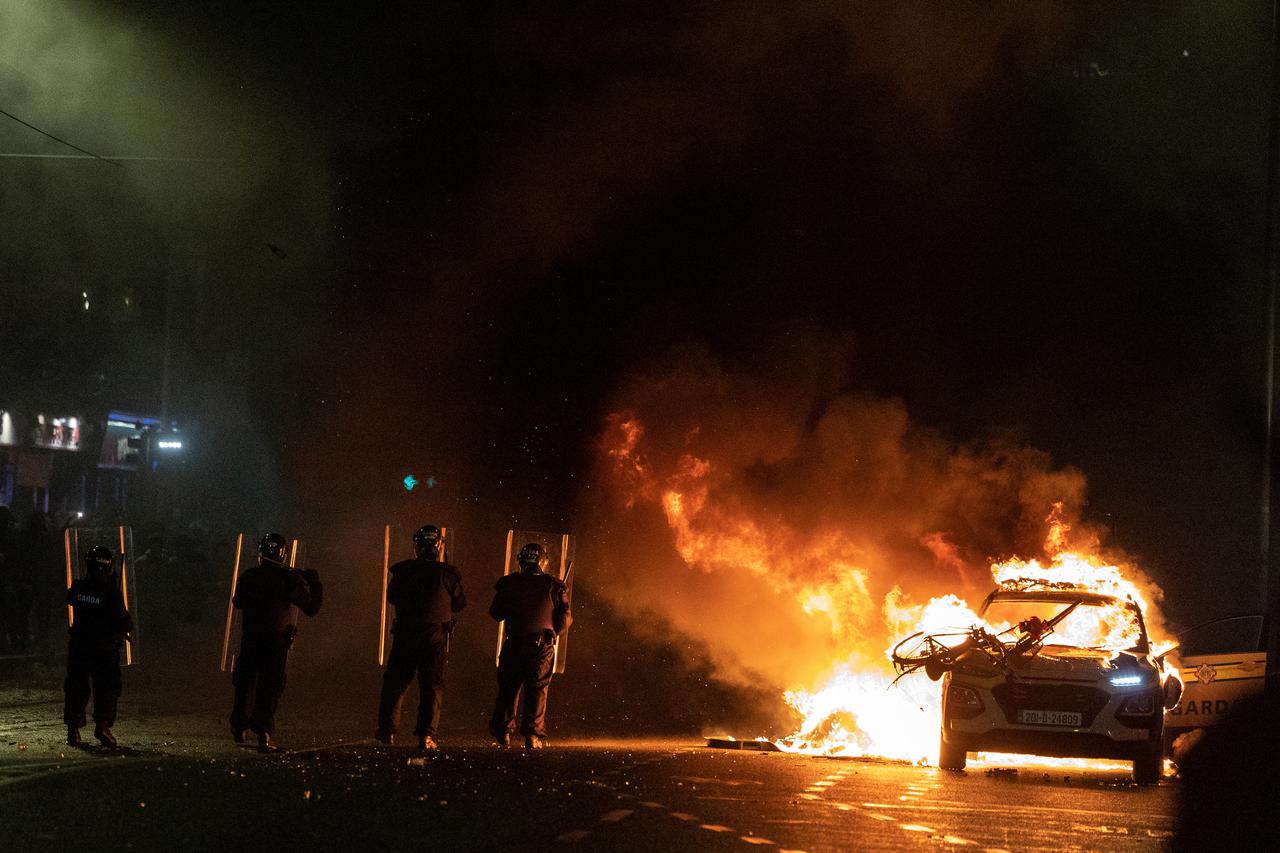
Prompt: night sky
<box><xmin>1</xmin><ymin>2</ymin><xmax>1274</xmax><ymax>703</ymax></box>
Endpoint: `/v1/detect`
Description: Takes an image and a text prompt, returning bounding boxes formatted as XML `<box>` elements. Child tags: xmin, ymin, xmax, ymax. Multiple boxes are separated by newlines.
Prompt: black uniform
<box><xmin>64</xmin><ymin>574</ymin><xmax>133</xmax><ymax>729</ymax></box>
<box><xmin>489</xmin><ymin>571</ymin><xmax>571</xmax><ymax>740</ymax></box>
<box><xmin>230</xmin><ymin>563</ymin><xmax>323</xmax><ymax>735</ymax></box>
<box><xmin>377</xmin><ymin>558</ymin><xmax>466</xmax><ymax>738</ymax></box>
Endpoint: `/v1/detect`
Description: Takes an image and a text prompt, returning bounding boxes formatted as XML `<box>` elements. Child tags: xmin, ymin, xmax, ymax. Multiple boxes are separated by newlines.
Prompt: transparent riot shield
<box><xmin>219</xmin><ymin>535</ymin><xmax>305</xmax><ymax>671</ymax></box>
<box><xmin>377</xmin><ymin>524</ymin><xmax>451</xmax><ymax>665</ymax></box>
<box><xmin>64</xmin><ymin>526</ymin><xmax>140</xmax><ymax>665</ymax></box>
<box><xmin>219</xmin><ymin>534</ymin><xmax>246</xmax><ymax>672</ymax></box>
<box><xmin>495</xmin><ymin>530</ymin><xmax>576</xmax><ymax>675</ymax></box>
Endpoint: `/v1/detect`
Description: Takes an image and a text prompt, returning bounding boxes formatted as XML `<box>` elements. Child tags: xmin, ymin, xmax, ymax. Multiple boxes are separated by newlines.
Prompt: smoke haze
<box><xmin>586</xmin><ymin>340</ymin><xmax>1137</xmax><ymax>693</ymax></box>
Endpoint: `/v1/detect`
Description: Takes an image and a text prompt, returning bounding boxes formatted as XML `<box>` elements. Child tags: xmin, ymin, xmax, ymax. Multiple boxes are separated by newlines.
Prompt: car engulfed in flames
<box><xmin>602</xmin><ymin>407</ymin><xmax>1182</xmax><ymax>781</ymax></box>
<box><xmin>933</xmin><ymin>585</ymin><xmax>1180</xmax><ymax>785</ymax></box>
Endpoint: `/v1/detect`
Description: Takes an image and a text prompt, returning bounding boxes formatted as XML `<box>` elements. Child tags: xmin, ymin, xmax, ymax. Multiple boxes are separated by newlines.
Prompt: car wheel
<box><xmin>938</xmin><ymin>734</ymin><xmax>967</xmax><ymax>771</ymax></box>
<box><xmin>1132</xmin><ymin>742</ymin><xmax>1162</xmax><ymax>785</ymax></box>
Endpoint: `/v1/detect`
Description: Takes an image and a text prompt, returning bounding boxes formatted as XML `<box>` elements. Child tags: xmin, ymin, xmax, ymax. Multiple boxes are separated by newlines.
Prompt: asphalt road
<box><xmin>0</xmin><ymin>691</ymin><xmax>1177</xmax><ymax>853</ymax></box>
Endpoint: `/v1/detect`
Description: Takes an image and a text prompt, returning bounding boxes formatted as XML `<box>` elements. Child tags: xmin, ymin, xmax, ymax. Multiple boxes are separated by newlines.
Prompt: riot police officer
<box><xmin>229</xmin><ymin>533</ymin><xmax>323</xmax><ymax>753</ymax></box>
<box><xmin>64</xmin><ymin>546</ymin><xmax>133</xmax><ymax>748</ymax></box>
<box><xmin>489</xmin><ymin>542</ymin><xmax>571</xmax><ymax>748</ymax></box>
<box><xmin>375</xmin><ymin>525</ymin><xmax>466</xmax><ymax>751</ymax></box>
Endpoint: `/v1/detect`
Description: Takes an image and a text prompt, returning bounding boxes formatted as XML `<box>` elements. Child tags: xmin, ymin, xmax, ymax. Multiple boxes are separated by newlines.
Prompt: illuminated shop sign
<box><xmin>0</xmin><ymin>410</ymin><xmax>15</xmax><ymax>446</ymax></box>
<box><xmin>32</xmin><ymin>414</ymin><xmax>80</xmax><ymax>450</ymax></box>
<box><xmin>98</xmin><ymin>411</ymin><xmax>184</xmax><ymax>469</ymax></box>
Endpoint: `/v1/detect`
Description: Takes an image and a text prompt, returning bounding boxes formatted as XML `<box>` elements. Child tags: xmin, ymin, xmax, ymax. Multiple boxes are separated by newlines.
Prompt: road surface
<box><xmin>0</xmin><ymin>690</ymin><xmax>1177</xmax><ymax>852</ymax></box>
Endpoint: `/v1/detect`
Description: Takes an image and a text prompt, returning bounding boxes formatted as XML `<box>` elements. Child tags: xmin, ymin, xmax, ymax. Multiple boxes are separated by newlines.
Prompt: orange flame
<box><xmin>606</xmin><ymin>415</ymin><xmax>1172</xmax><ymax>766</ymax></box>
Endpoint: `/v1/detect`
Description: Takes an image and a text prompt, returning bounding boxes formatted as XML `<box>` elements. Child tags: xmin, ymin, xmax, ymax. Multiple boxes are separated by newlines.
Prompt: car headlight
<box><xmin>1109</xmin><ymin>674</ymin><xmax>1147</xmax><ymax>687</ymax></box>
<box><xmin>946</xmin><ymin>684</ymin><xmax>984</xmax><ymax>719</ymax></box>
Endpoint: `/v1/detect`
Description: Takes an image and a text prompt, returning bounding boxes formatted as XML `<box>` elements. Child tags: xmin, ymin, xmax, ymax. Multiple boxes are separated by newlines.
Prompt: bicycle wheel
<box><xmin>892</xmin><ymin>632</ymin><xmax>953</xmax><ymax>668</ymax></box>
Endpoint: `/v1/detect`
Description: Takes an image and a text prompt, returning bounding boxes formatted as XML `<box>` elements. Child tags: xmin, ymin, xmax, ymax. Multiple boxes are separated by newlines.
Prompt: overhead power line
<box><xmin>0</xmin><ymin>151</ymin><xmax>233</xmax><ymax>163</ymax></box>
<box><xmin>0</xmin><ymin>106</ymin><xmax>121</xmax><ymax>166</ymax></box>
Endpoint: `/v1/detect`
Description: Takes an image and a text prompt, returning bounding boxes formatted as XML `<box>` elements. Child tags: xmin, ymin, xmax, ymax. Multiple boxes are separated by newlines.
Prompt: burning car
<box><xmin>898</xmin><ymin>582</ymin><xmax>1179</xmax><ymax>784</ymax></box>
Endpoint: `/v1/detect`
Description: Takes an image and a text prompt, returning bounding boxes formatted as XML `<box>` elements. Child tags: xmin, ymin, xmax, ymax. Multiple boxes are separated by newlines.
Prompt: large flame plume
<box><xmin>596</xmin><ymin>347</ymin><xmax>1170</xmax><ymax>763</ymax></box>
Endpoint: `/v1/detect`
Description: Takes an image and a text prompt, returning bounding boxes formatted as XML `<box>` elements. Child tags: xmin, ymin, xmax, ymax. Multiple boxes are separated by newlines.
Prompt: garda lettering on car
<box><xmin>76</xmin><ymin>594</ymin><xmax>101</xmax><ymax>605</ymax></box>
<box><xmin>1167</xmin><ymin>654</ymin><xmax>1266</xmax><ymax>724</ymax></box>
<box><xmin>1167</xmin><ymin>698</ymin><xmax>1238</xmax><ymax>717</ymax></box>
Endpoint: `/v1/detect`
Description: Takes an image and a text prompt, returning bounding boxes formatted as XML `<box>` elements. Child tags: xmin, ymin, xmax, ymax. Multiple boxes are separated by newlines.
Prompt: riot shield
<box><xmin>64</xmin><ymin>526</ymin><xmax>140</xmax><ymax>665</ymax></box>
<box><xmin>495</xmin><ymin>530</ymin><xmax>576</xmax><ymax>675</ymax></box>
<box><xmin>219</xmin><ymin>534</ymin><xmax>245</xmax><ymax>672</ymax></box>
<box><xmin>219</xmin><ymin>535</ymin><xmax>305</xmax><ymax>672</ymax></box>
<box><xmin>377</xmin><ymin>524</ymin><xmax>451</xmax><ymax>665</ymax></box>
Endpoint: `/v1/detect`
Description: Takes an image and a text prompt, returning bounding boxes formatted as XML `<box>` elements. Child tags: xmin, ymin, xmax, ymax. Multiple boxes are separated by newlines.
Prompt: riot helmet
<box><xmin>84</xmin><ymin>545</ymin><xmax>114</xmax><ymax>576</ymax></box>
<box><xmin>258</xmin><ymin>533</ymin><xmax>289</xmax><ymax>565</ymax></box>
<box><xmin>413</xmin><ymin>525</ymin><xmax>444</xmax><ymax>560</ymax></box>
<box><xmin>517</xmin><ymin>542</ymin><xmax>549</xmax><ymax>574</ymax></box>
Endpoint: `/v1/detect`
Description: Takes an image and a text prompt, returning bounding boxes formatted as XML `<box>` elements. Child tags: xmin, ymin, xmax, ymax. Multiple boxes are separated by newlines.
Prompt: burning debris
<box><xmin>705</xmin><ymin>737</ymin><xmax>781</xmax><ymax>752</ymax></box>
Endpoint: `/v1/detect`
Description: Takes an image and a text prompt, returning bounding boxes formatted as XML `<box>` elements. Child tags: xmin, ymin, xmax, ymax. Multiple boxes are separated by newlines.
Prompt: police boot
<box><xmin>257</xmin><ymin>732</ymin><xmax>283</xmax><ymax>754</ymax></box>
<box><xmin>231</xmin><ymin>724</ymin><xmax>246</xmax><ymax>744</ymax></box>
<box><xmin>66</xmin><ymin>726</ymin><xmax>82</xmax><ymax>747</ymax></box>
<box><xmin>417</xmin><ymin>735</ymin><xmax>439</xmax><ymax>751</ymax></box>
<box><xmin>524</xmin><ymin>735</ymin><xmax>547</xmax><ymax>749</ymax></box>
<box><xmin>374</xmin><ymin>730</ymin><xmax>396</xmax><ymax>745</ymax></box>
<box><xmin>93</xmin><ymin>725</ymin><xmax>117</xmax><ymax>749</ymax></box>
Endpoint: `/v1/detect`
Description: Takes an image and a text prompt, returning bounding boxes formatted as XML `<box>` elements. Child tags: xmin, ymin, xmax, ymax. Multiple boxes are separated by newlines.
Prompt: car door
<box><xmin>1165</xmin><ymin>615</ymin><xmax>1266</xmax><ymax>739</ymax></box>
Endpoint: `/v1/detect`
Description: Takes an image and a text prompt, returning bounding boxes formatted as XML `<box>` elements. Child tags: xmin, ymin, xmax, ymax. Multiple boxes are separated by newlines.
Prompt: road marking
<box><xmin>1071</xmin><ymin>825</ymin><xmax>1129</xmax><ymax>835</ymax></box>
<box><xmin>900</xmin><ymin>824</ymin><xmax>936</xmax><ymax>833</ymax></box>
<box><xmin>670</xmin><ymin>812</ymin><xmax>699</xmax><ymax>822</ymax></box>
<box><xmin>942</xmin><ymin>837</ymin><xmax>976</xmax><ymax>846</ymax></box>
<box><xmin>555</xmin><ymin>830</ymin><xmax>591</xmax><ymax>842</ymax></box>
<box><xmin>638</xmin><ymin>801</ymin><xmax>665</xmax><ymax>809</ymax></box>
<box><xmin>599</xmin><ymin>809</ymin><xmax>633</xmax><ymax>823</ymax></box>
<box><xmin>867</xmin><ymin>814</ymin><xmax>896</xmax><ymax>823</ymax></box>
<box><xmin>740</xmin><ymin>837</ymin><xmax>774</xmax><ymax>846</ymax></box>
<box><xmin>700</xmin><ymin>824</ymin><xmax>734</xmax><ymax>833</ymax></box>
<box><xmin>862</xmin><ymin>798</ymin><xmax>1157</xmax><ymax>823</ymax></box>
<box><xmin>831</xmin><ymin>803</ymin><xmax>854</xmax><ymax>811</ymax></box>
<box><xmin>812</xmin><ymin>780</ymin><xmax>834</xmax><ymax>787</ymax></box>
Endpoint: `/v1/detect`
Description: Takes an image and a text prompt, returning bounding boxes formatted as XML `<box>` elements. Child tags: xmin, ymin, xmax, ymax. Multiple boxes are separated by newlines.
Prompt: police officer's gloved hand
<box><xmin>542</xmin><ymin>629</ymin><xmax>555</xmax><ymax>644</ymax></box>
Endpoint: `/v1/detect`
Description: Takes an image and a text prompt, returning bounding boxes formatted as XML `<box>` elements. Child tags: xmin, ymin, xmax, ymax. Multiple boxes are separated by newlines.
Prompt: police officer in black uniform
<box><xmin>64</xmin><ymin>546</ymin><xmax>133</xmax><ymax>748</ymax></box>
<box><xmin>229</xmin><ymin>533</ymin><xmax>323</xmax><ymax>753</ymax></box>
<box><xmin>375</xmin><ymin>525</ymin><xmax>466</xmax><ymax>750</ymax></box>
<box><xmin>489</xmin><ymin>542</ymin><xmax>571</xmax><ymax>748</ymax></box>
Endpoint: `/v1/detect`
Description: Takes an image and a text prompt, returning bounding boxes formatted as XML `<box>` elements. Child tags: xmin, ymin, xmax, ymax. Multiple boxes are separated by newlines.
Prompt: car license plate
<box><xmin>1018</xmin><ymin>709</ymin><xmax>1082</xmax><ymax>727</ymax></box>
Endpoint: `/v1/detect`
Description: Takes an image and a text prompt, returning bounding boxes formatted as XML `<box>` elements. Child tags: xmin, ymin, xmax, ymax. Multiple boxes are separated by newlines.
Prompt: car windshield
<box><xmin>982</xmin><ymin>597</ymin><xmax>1146</xmax><ymax>652</ymax></box>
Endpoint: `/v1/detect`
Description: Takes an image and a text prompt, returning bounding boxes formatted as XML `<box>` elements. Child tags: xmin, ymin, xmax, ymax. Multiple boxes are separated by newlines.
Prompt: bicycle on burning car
<box><xmin>890</xmin><ymin>600</ymin><xmax>1081</xmax><ymax>683</ymax></box>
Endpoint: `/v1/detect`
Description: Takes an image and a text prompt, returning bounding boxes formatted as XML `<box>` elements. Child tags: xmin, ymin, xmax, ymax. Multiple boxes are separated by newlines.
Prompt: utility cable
<box><xmin>0</xmin><ymin>106</ymin><xmax>121</xmax><ymax>166</ymax></box>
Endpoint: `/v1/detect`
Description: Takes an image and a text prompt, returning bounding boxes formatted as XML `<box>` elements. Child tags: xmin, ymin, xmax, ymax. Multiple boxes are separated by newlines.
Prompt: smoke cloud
<box><xmin>585</xmin><ymin>339</ymin><xmax>1112</xmax><ymax>692</ymax></box>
